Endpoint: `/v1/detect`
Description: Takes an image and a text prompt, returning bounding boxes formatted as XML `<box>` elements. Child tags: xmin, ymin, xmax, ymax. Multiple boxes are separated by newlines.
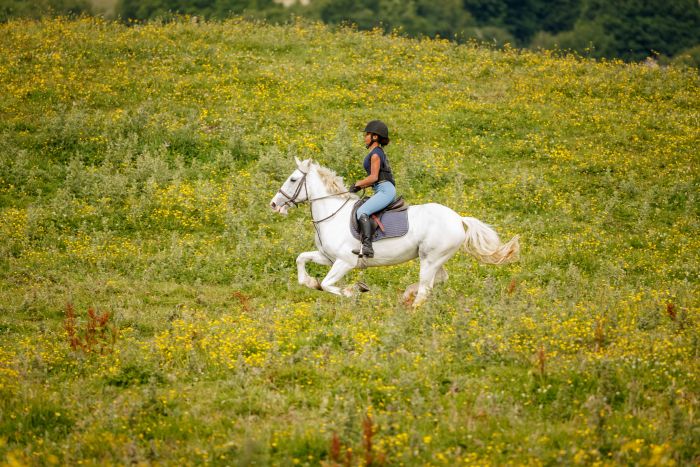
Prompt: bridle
<box><xmin>275</xmin><ymin>168</ymin><xmax>355</xmax><ymax>246</ymax></box>
<box><xmin>275</xmin><ymin>171</ymin><xmax>309</xmax><ymax>210</ymax></box>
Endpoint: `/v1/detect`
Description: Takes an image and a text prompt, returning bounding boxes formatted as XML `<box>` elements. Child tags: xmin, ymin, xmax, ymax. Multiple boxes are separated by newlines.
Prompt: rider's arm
<box><xmin>355</xmin><ymin>154</ymin><xmax>380</xmax><ymax>188</ymax></box>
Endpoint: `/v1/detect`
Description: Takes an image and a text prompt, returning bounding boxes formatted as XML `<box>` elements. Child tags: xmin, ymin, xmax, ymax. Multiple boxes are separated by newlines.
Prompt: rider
<box><xmin>348</xmin><ymin>120</ymin><xmax>396</xmax><ymax>258</ymax></box>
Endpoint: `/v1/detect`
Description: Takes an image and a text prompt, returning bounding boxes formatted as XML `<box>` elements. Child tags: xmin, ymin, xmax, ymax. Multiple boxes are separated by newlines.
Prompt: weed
<box><xmin>536</xmin><ymin>345</ymin><xmax>546</xmax><ymax>379</ymax></box>
<box><xmin>594</xmin><ymin>318</ymin><xmax>606</xmax><ymax>352</ymax></box>
<box><xmin>363</xmin><ymin>414</ymin><xmax>374</xmax><ymax>466</ymax></box>
<box><xmin>64</xmin><ymin>302</ymin><xmax>118</xmax><ymax>354</ymax></box>
<box><xmin>667</xmin><ymin>302</ymin><xmax>676</xmax><ymax>321</ymax></box>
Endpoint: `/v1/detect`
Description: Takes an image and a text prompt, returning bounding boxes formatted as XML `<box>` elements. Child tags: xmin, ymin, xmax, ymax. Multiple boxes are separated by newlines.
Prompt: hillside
<box><xmin>0</xmin><ymin>17</ymin><xmax>698</xmax><ymax>464</ymax></box>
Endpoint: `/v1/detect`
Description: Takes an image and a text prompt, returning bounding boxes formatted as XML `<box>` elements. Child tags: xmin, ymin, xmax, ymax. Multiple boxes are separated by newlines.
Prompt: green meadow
<box><xmin>0</xmin><ymin>17</ymin><xmax>698</xmax><ymax>465</ymax></box>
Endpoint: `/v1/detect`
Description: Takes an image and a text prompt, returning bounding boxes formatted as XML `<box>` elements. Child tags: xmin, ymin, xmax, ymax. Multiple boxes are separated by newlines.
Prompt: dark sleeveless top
<box><xmin>363</xmin><ymin>147</ymin><xmax>395</xmax><ymax>187</ymax></box>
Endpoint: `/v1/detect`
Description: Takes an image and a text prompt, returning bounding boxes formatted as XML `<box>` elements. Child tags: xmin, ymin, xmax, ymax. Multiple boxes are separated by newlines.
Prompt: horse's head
<box><xmin>269</xmin><ymin>157</ymin><xmax>313</xmax><ymax>215</ymax></box>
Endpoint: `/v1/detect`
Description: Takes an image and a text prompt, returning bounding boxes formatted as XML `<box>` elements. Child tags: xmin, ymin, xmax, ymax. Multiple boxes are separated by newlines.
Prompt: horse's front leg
<box><xmin>296</xmin><ymin>251</ymin><xmax>332</xmax><ymax>290</ymax></box>
<box><xmin>320</xmin><ymin>259</ymin><xmax>356</xmax><ymax>297</ymax></box>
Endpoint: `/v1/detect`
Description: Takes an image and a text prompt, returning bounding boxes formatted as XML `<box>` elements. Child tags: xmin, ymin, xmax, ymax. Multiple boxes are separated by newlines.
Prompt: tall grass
<box><xmin>0</xmin><ymin>16</ymin><xmax>698</xmax><ymax>464</ymax></box>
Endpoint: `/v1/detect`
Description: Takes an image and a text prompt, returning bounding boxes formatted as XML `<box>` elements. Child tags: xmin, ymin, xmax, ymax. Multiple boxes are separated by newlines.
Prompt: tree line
<box><xmin>2</xmin><ymin>0</ymin><xmax>699</xmax><ymax>65</ymax></box>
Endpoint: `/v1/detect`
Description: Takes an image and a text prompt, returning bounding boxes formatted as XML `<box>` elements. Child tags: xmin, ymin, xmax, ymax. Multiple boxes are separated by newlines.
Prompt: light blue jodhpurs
<box><xmin>356</xmin><ymin>181</ymin><xmax>396</xmax><ymax>219</ymax></box>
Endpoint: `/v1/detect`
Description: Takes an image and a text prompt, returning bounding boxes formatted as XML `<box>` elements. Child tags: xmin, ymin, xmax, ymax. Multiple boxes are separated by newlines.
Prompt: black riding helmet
<box><xmin>364</xmin><ymin>120</ymin><xmax>389</xmax><ymax>139</ymax></box>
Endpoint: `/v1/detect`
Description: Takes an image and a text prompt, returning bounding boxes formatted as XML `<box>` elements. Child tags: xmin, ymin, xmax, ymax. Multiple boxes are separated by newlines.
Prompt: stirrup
<box><xmin>361</xmin><ymin>244</ymin><xmax>374</xmax><ymax>258</ymax></box>
<box><xmin>352</xmin><ymin>244</ymin><xmax>374</xmax><ymax>258</ymax></box>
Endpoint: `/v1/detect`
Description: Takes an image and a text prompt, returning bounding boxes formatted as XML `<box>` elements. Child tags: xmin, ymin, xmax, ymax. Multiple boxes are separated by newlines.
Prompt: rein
<box><xmin>276</xmin><ymin>169</ymin><xmax>354</xmax><ymax>246</ymax></box>
<box><xmin>311</xmin><ymin>197</ymin><xmax>352</xmax><ymax>225</ymax></box>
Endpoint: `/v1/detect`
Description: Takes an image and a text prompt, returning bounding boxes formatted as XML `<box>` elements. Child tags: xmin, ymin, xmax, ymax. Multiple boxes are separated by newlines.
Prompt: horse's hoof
<box><xmin>302</xmin><ymin>278</ymin><xmax>322</xmax><ymax>290</ymax></box>
<box><xmin>401</xmin><ymin>284</ymin><xmax>418</xmax><ymax>306</ymax></box>
<box><xmin>357</xmin><ymin>281</ymin><xmax>370</xmax><ymax>293</ymax></box>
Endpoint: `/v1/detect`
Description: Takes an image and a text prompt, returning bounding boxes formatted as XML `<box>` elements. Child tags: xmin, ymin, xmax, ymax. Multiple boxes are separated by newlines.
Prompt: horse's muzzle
<box><xmin>269</xmin><ymin>199</ymin><xmax>289</xmax><ymax>215</ymax></box>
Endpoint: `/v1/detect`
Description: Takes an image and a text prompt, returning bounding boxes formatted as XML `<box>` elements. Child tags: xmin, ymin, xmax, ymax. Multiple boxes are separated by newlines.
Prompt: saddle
<box><xmin>350</xmin><ymin>196</ymin><xmax>410</xmax><ymax>242</ymax></box>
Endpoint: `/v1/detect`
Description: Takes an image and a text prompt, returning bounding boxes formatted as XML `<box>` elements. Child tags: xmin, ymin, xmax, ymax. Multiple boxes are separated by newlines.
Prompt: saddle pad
<box><xmin>350</xmin><ymin>209</ymin><xmax>409</xmax><ymax>242</ymax></box>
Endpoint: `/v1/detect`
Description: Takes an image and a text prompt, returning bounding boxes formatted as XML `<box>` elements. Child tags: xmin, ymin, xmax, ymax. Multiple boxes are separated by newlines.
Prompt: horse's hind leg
<box><xmin>413</xmin><ymin>250</ymin><xmax>455</xmax><ymax>307</ymax></box>
<box><xmin>403</xmin><ymin>267</ymin><xmax>449</xmax><ymax>302</ymax></box>
<box><xmin>404</xmin><ymin>266</ymin><xmax>448</xmax><ymax>306</ymax></box>
<box><xmin>296</xmin><ymin>251</ymin><xmax>332</xmax><ymax>290</ymax></box>
<box><xmin>402</xmin><ymin>283</ymin><xmax>419</xmax><ymax>305</ymax></box>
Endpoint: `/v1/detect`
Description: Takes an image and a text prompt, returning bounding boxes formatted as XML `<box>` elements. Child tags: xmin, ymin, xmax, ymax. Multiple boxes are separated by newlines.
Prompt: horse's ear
<box><xmin>296</xmin><ymin>158</ymin><xmax>312</xmax><ymax>171</ymax></box>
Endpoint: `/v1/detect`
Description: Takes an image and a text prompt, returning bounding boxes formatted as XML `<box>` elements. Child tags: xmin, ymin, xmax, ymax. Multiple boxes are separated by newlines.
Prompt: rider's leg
<box><xmin>353</xmin><ymin>182</ymin><xmax>396</xmax><ymax>257</ymax></box>
<box><xmin>354</xmin><ymin>181</ymin><xmax>396</xmax><ymax>220</ymax></box>
<box><xmin>353</xmin><ymin>213</ymin><xmax>374</xmax><ymax>257</ymax></box>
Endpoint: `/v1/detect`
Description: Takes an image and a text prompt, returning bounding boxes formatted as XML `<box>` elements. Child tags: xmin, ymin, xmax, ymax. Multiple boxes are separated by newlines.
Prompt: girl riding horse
<box><xmin>349</xmin><ymin>120</ymin><xmax>396</xmax><ymax>258</ymax></box>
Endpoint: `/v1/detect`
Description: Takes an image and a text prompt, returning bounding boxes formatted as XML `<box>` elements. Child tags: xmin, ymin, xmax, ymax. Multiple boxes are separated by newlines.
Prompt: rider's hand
<box><xmin>349</xmin><ymin>184</ymin><xmax>361</xmax><ymax>193</ymax></box>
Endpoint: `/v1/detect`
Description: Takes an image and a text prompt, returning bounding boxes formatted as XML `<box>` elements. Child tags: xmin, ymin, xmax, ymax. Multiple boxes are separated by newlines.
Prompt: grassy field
<box><xmin>0</xmin><ymin>16</ymin><xmax>698</xmax><ymax>465</ymax></box>
<box><xmin>88</xmin><ymin>0</ymin><xmax>118</xmax><ymax>17</ymax></box>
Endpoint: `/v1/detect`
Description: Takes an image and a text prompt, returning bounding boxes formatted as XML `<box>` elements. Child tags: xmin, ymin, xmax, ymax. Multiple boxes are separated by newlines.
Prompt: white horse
<box><xmin>270</xmin><ymin>158</ymin><xmax>520</xmax><ymax>307</ymax></box>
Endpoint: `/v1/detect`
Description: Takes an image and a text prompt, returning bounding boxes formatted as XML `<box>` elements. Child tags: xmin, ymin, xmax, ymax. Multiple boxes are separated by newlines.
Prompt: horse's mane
<box><xmin>313</xmin><ymin>163</ymin><xmax>356</xmax><ymax>198</ymax></box>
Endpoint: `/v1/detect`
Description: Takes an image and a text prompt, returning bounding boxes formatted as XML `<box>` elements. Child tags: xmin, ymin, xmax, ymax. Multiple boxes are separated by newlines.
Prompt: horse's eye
<box><xmin>290</xmin><ymin>178</ymin><xmax>298</xmax><ymax>182</ymax></box>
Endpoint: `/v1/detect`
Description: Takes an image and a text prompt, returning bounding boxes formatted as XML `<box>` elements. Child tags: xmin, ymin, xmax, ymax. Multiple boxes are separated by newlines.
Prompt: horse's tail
<box><xmin>461</xmin><ymin>217</ymin><xmax>520</xmax><ymax>265</ymax></box>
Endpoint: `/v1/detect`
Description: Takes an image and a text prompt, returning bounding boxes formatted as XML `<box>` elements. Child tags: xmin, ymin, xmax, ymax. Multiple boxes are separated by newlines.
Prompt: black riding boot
<box><xmin>352</xmin><ymin>214</ymin><xmax>374</xmax><ymax>258</ymax></box>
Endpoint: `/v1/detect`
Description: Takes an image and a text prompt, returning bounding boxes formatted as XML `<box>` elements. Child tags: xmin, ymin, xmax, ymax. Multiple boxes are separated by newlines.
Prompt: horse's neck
<box><xmin>307</xmin><ymin>171</ymin><xmax>349</xmax><ymax>220</ymax></box>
